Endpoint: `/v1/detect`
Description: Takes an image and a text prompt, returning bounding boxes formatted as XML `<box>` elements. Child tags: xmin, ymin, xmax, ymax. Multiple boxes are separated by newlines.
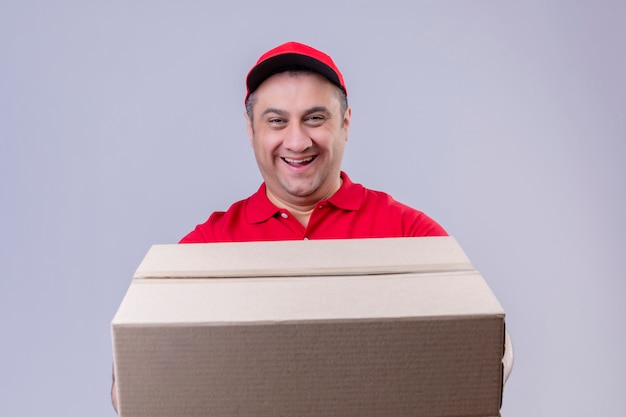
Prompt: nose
<box><xmin>283</xmin><ymin>122</ymin><xmax>312</xmax><ymax>153</ymax></box>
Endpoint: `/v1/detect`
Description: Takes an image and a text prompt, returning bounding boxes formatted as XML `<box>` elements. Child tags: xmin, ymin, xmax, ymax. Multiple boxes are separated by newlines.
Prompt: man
<box><xmin>179</xmin><ymin>41</ymin><xmax>447</xmax><ymax>243</ymax></box>
<box><xmin>112</xmin><ymin>41</ymin><xmax>512</xmax><ymax>413</ymax></box>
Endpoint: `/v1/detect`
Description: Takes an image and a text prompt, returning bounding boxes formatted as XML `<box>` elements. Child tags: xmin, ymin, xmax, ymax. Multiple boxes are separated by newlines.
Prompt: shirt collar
<box><xmin>327</xmin><ymin>172</ymin><xmax>364</xmax><ymax>211</ymax></box>
<box><xmin>246</xmin><ymin>183</ymin><xmax>281</xmax><ymax>224</ymax></box>
<box><xmin>246</xmin><ymin>171</ymin><xmax>365</xmax><ymax>224</ymax></box>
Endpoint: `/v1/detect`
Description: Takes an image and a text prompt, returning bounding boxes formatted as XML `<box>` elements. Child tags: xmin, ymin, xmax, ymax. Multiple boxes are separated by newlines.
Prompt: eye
<box><xmin>267</xmin><ymin>117</ymin><xmax>287</xmax><ymax>128</ymax></box>
<box><xmin>305</xmin><ymin>114</ymin><xmax>326</xmax><ymax>126</ymax></box>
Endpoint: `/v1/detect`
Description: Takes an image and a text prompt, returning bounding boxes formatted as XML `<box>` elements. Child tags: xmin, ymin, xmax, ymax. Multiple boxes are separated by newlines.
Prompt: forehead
<box><xmin>253</xmin><ymin>71</ymin><xmax>341</xmax><ymax>109</ymax></box>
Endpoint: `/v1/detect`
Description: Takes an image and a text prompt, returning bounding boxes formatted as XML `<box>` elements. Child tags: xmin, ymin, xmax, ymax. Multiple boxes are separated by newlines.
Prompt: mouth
<box><xmin>281</xmin><ymin>156</ymin><xmax>316</xmax><ymax>167</ymax></box>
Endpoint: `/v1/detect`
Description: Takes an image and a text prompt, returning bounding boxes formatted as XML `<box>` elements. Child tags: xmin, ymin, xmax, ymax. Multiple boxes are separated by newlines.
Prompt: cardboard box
<box><xmin>112</xmin><ymin>237</ymin><xmax>505</xmax><ymax>417</ymax></box>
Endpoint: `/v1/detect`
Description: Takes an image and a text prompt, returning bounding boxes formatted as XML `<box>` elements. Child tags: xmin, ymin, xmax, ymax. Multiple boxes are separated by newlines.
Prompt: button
<box><xmin>318</xmin><ymin>205</ymin><xmax>324</xmax><ymax>209</ymax></box>
<box><xmin>303</xmin><ymin>237</ymin><xmax>309</xmax><ymax>240</ymax></box>
<box><xmin>280</xmin><ymin>212</ymin><xmax>288</xmax><ymax>219</ymax></box>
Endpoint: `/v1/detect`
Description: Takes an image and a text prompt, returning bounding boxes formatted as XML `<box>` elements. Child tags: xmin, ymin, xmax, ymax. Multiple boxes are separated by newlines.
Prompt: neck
<box><xmin>267</xmin><ymin>177</ymin><xmax>343</xmax><ymax>227</ymax></box>
<box><xmin>281</xmin><ymin>204</ymin><xmax>316</xmax><ymax>227</ymax></box>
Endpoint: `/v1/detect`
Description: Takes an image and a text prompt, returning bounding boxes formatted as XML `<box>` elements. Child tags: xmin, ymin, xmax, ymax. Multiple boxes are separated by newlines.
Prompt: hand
<box><xmin>503</xmin><ymin>330</ymin><xmax>514</xmax><ymax>384</ymax></box>
<box><xmin>111</xmin><ymin>368</ymin><xmax>118</xmax><ymax>414</ymax></box>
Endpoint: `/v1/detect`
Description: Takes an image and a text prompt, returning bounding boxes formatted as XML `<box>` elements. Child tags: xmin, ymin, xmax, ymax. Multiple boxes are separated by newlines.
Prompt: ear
<box><xmin>245</xmin><ymin>112</ymin><xmax>254</xmax><ymax>146</ymax></box>
<box><xmin>343</xmin><ymin>106</ymin><xmax>352</xmax><ymax>141</ymax></box>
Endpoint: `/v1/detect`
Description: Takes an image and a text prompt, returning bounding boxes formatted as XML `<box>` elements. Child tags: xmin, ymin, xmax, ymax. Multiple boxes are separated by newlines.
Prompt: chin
<box><xmin>280</xmin><ymin>178</ymin><xmax>317</xmax><ymax>194</ymax></box>
<box><xmin>285</xmin><ymin>188</ymin><xmax>316</xmax><ymax>199</ymax></box>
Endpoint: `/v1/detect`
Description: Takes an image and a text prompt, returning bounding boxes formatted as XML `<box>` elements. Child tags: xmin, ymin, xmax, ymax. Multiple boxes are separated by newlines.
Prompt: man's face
<box><xmin>246</xmin><ymin>71</ymin><xmax>351</xmax><ymax>208</ymax></box>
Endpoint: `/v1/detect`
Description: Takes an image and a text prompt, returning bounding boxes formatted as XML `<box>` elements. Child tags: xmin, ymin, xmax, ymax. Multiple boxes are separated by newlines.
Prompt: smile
<box><xmin>281</xmin><ymin>156</ymin><xmax>316</xmax><ymax>166</ymax></box>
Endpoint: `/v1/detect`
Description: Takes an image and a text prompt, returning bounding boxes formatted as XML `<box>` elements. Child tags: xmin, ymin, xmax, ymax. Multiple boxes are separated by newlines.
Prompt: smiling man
<box><xmin>112</xmin><ymin>42</ymin><xmax>512</xmax><ymax>413</ymax></box>
<box><xmin>179</xmin><ymin>41</ymin><xmax>447</xmax><ymax>243</ymax></box>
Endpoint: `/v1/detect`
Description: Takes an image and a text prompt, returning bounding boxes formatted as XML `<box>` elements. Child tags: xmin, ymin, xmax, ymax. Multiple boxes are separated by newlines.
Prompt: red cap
<box><xmin>245</xmin><ymin>41</ymin><xmax>347</xmax><ymax>103</ymax></box>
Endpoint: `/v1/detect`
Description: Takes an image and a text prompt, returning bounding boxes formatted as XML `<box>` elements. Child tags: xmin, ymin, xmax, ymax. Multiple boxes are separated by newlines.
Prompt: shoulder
<box><xmin>178</xmin><ymin>197</ymin><xmax>250</xmax><ymax>243</ymax></box>
<box><xmin>360</xmin><ymin>185</ymin><xmax>448</xmax><ymax>237</ymax></box>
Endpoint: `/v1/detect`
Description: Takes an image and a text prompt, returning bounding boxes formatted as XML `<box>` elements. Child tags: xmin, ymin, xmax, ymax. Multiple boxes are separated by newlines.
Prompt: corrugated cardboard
<box><xmin>112</xmin><ymin>237</ymin><xmax>505</xmax><ymax>417</ymax></box>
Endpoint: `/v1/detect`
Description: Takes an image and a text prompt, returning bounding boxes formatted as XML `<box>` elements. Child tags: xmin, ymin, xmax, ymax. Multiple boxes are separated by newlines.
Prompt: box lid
<box><xmin>133</xmin><ymin>236</ymin><xmax>474</xmax><ymax>279</ymax></box>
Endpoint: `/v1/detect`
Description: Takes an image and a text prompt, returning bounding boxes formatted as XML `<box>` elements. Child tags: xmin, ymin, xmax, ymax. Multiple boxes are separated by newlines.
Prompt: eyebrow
<box><xmin>305</xmin><ymin>106</ymin><xmax>332</xmax><ymax>117</ymax></box>
<box><xmin>260</xmin><ymin>106</ymin><xmax>332</xmax><ymax>118</ymax></box>
<box><xmin>261</xmin><ymin>107</ymin><xmax>288</xmax><ymax>118</ymax></box>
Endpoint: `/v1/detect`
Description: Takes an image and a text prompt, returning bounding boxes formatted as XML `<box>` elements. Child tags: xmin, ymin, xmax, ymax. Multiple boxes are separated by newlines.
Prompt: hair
<box><xmin>245</xmin><ymin>68</ymin><xmax>348</xmax><ymax>126</ymax></box>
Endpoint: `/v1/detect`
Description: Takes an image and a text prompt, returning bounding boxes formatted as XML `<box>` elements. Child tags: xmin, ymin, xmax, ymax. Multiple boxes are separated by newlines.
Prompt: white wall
<box><xmin>1</xmin><ymin>1</ymin><xmax>624</xmax><ymax>416</ymax></box>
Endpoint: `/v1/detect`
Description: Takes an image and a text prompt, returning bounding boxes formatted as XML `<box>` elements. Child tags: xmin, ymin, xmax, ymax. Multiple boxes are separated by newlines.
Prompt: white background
<box><xmin>1</xmin><ymin>1</ymin><xmax>624</xmax><ymax>416</ymax></box>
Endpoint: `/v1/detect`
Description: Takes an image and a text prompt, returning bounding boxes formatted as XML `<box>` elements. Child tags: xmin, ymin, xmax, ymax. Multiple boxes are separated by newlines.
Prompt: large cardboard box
<box><xmin>112</xmin><ymin>237</ymin><xmax>505</xmax><ymax>417</ymax></box>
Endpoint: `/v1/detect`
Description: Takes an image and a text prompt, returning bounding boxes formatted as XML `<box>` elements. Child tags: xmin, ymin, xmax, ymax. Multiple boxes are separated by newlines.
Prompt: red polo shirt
<box><xmin>180</xmin><ymin>172</ymin><xmax>447</xmax><ymax>243</ymax></box>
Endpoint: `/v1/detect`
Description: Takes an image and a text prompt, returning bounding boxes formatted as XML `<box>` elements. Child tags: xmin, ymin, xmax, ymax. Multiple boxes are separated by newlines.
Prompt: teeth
<box><xmin>283</xmin><ymin>156</ymin><xmax>314</xmax><ymax>164</ymax></box>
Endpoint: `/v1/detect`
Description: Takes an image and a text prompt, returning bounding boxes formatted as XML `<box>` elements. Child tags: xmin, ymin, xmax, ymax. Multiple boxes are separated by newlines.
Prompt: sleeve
<box><xmin>178</xmin><ymin>212</ymin><xmax>225</xmax><ymax>243</ymax></box>
<box><xmin>178</xmin><ymin>227</ymin><xmax>206</xmax><ymax>243</ymax></box>
<box><xmin>416</xmin><ymin>212</ymin><xmax>448</xmax><ymax>236</ymax></box>
<box><xmin>406</xmin><ymin>211</ymin><xmax>449</xmax><ymax>237</ymax></box>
